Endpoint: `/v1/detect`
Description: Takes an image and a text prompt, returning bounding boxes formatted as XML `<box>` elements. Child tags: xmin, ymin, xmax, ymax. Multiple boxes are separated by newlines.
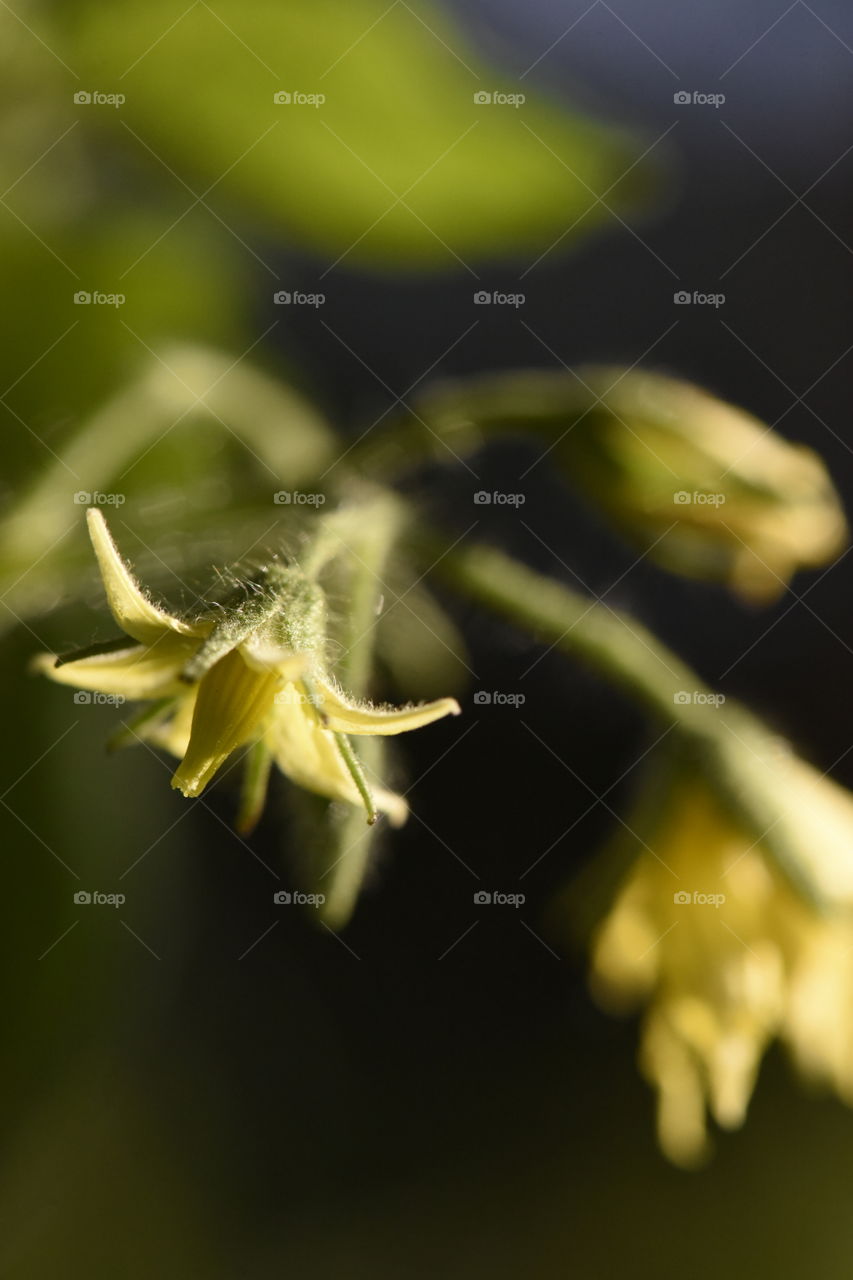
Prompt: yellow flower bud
<box><xmin>562</xmin><ymin>369</ymin><xmax>847</xmax><ymax>601</ymax></box>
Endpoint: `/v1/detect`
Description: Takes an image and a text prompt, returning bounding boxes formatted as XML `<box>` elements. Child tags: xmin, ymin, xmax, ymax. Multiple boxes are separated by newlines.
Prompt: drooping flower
<box><xmin>558</xmin><ymin>369</ymin><xmax>847</xmax><ymax>602</ymax></box>
<box><xmin>589</xmin><ymin>753</ymin><xmax>853</xmax><ymax>1166</ymax></box>
<box><xmin>34</xmin><ymin>509</ymin><xmax>460</xmax><ymax>829</ymax></box>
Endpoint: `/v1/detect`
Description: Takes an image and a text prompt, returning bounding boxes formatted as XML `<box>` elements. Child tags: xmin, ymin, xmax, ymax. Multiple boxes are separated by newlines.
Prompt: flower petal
<box><xmin>32</xmin><ymin>631</ymin><xmax>195</xmax><ymax>698</ymax></box>
<box><xmin>171</xmin><ymin>649</ymin><xmax>279</xmax><ymax>797</ymax></box>
<box><xmin>314</xmin><ymin>678</ymin><xmax>460</xmax><ymax>736</ymax></box>
<box><xmin>266</xmin><ymin>683</ymin><xmax>407</xmax><ymax>823</ymax></box>
<box><xmin>87</xmin><ymin>508</ymin><xmax>207</xmax><ymax>644</ymax></box>
<box><xmin>642</xmin><ymin>1009</ymin><xmax>710</xmax><ymax>1169</ymax></box>
<box><xmin>238</xmin><ymin>635</ymin><xmax>310</xmax><ymax>681</ymax></box>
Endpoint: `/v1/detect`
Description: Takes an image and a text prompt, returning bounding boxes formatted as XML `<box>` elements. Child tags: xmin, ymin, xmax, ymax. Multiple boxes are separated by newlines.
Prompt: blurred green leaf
<box><xmin>60</xmin><ymin>0</ymin><xmax>659</xmax><ymax>266</ymax></box>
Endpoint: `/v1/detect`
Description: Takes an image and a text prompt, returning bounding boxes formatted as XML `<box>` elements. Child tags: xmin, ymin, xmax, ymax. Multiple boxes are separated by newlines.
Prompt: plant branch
<box><xmin>425</xmin><ymin>535</ymin><xmax>831</xmax><ymax>908</ymax></box>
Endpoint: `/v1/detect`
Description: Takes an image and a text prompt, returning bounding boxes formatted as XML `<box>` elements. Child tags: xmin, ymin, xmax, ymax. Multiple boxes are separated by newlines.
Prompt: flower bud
<box><xmin>560</xmin><ymin>368</ymin><xmax>847</xmax><ymax>601</ymax></box>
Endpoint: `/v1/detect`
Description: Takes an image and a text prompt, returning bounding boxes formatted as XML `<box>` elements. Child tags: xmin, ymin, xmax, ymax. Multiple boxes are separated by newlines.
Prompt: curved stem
<box><xmin>434</xmin><ymin>540</ymin><xmax>714</xmax><ymax>733</ymax></box>
<box><xmin>426</xmin><ymin>535</ymin><xmax>829</xmax><ymax>908</ymax></box>
<box><xmin>349</xmin><ymin>368</ymin><xmax>605</xmax><ymax>478</ymax></box>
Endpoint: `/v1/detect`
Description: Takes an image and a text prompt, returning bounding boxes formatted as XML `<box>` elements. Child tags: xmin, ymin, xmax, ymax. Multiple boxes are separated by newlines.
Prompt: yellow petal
<box><xmin>641</xmin><ymin>1010</ymin><xmax>710</xmax><ymax>1169</ymax></box>
<box><xmin>266</xmin><ymin>683</ymin><xmax>408</xmax><ymax>823</ymax></box>
<box><xmin>32</xmin><ymin>632</ymin><xmax>195</xmax><ymax>698</ymax></box>
<box><xmin>589</xmin><ymin>896</ymin><xmax>660</xmax><ymax>1012</ymax></box>
<box><xmin>171</xmin><ymin>649</ymin><xmax>279</xmax><ymax>798</ymax></box>
<box><xmin>238</xmin><ymin>635</ymin><xmax>310</xmax><ymax>681</ymax></box>
<box><xmin>87</xmin><ymin>508</ymin><xmax>208</xmax><ymax>644</ymax></box>
<box><xmin>314</xmin><ymin>677</ymin><xmax>460</xmax><ymax>737</ymax></box>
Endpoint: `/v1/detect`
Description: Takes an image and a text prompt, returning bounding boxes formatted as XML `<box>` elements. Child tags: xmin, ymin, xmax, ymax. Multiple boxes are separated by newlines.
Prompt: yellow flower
<box><xmin>562</xmin><ymin>369</ymin><xmax>847</xmax><ymax>602</ymax></box>
<box><xmin>35</xmin><ymin>510</ymin><xmax>459</xmax><ymax>828</ymax></box>
<box><xmin>590</xmin><ymin>755</ymin><xmax>853</xmax><ymax>1167</ymax></box>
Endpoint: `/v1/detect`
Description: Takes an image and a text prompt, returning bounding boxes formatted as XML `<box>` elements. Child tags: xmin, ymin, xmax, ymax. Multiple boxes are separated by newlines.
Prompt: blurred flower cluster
<box><xmin>591</xmin><ymin>749</ymin><xmax>853</xmax><ymax>1166</ymax></box>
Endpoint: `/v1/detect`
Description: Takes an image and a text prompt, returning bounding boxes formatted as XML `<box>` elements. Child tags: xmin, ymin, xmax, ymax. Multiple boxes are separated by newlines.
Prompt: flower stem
<box><xmin>434</xmin><ymin>540</ymin><xmax>710</xmax><ymax>728</ymax></box>
<box><xmin>426</xmin><ymin>537</ymin><xmax>829</xmax><ymax>907</ymax></box>
<box><xmin>348</xmin><ymin>369</ymin><xmax>597</xmax><ymax>477</ymax></box>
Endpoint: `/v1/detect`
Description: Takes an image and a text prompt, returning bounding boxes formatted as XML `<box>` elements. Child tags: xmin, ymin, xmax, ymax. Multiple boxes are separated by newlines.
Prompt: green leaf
<box><xmin>62</xmin><ymin>0</ymin><xmax>661</xmax><ymax>266</ymax></box>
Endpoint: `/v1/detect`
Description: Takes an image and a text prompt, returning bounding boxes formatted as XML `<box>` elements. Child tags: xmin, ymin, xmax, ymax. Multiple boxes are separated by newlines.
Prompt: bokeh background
<box><xmin>3</xmin><ymin>1</ymin><xmax>853</xmax><ymax>1275</ymax></box>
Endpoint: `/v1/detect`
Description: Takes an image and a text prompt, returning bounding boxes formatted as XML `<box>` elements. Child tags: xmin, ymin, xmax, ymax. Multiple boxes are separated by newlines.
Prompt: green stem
<box><xmin>435</xmin><ymin>541</ymin><xmax>711</xmax><ymax>731</ymax></box>
<box><xmin>427</xmin><ymin>537</ymin><xmax>830</xmax><ymax>909</ymax></box>
<box><xmin>348</xmin><ymin>368</ymin><xmax>609</xmax><ymax>477</ymax></box>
